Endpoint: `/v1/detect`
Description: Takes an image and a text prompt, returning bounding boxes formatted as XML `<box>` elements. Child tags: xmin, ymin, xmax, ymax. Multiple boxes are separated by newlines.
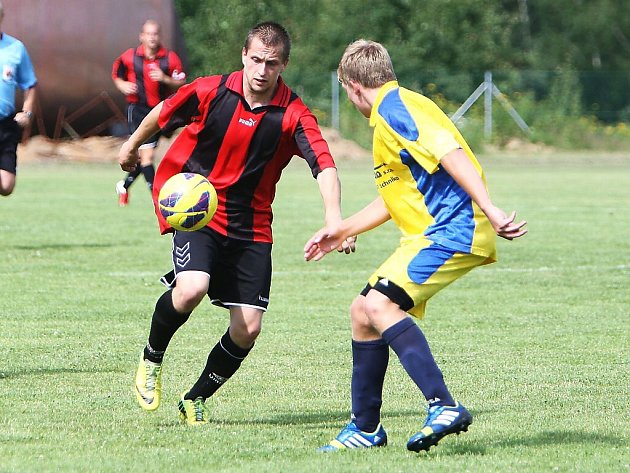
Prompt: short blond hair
<box><xmin>337</xmin><ymin>40</ymin><xmax>396</xmax><ymax>88</ymax></box>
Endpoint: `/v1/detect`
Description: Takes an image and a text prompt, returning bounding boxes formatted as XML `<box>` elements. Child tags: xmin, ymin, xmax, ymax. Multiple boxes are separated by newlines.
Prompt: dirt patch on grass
<box><xmin>18</xmin><ymin>127</ymin><xmax>371</xmax><ymax>164</ymax></box>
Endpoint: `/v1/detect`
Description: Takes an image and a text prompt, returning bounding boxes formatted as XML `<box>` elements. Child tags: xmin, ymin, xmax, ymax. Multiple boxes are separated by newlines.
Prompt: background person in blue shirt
<box><xmin>0</xmin><ymin>1</ymin><xmax>37</xmax><ymax>196</ymax></box>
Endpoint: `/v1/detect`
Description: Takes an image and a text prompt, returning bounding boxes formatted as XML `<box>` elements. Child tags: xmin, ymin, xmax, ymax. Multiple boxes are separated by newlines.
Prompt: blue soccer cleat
<box><xmin>407</xmin><ymin>402</ymin><xmax>472</xmax><ymax>452</ymax></box>
<box><xmin>318</xmin><ymin>422</ymin><xmax>387</xmax><ymax>452</ymax></box>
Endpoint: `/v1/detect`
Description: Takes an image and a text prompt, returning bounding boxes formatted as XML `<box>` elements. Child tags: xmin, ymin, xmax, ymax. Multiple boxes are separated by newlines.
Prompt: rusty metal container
<box><xmin>5</xmin><ymin>0</ymin><xmax>187</xmax><ymax>137</ymax></box>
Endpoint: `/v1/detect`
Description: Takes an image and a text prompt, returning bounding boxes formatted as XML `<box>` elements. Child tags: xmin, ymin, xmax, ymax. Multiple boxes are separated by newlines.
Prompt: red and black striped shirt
<box><xmin>112</xmin><ymin>45</ymin><xmax>184</xmax><ymax>107</ymax></box>
<box><xmin>153</xmin><ymin>70</ymin><xmax>336</xmax><ymax>242</ymax></box>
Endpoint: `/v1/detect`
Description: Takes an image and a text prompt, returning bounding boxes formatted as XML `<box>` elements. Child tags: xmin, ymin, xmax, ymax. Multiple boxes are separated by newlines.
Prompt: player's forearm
<box><xmin>113</xmin><ymin>77</ymin><xmax>129</xmax><ymax>94</ymax></box>
<box><xmin>440</xmin><ymin>148</ymin><xmax>493</xmax><ymax>213</ymax></box>
<box><xmin>162</xmin><ymin>77</ymin><xmax>186</xmax><ymax>91</ymax></box>
<box><xmin>316</xmin><ymin>167</ymin><xmax>342</xmax><ymax>225</ymax></box>
<box><xmin>22</xmin><ymin>86</ymin><xmax>36</xmax><ymax>113</ymax></box>
<box><xmin>128</xmin><ymin>103</ymin><xmax>163</xmax><ymax>149</ymax></box>
<box><xmin>342</xmin><ymin>196</ymin><xmax>391</xmax><ymax>237</ymax></box>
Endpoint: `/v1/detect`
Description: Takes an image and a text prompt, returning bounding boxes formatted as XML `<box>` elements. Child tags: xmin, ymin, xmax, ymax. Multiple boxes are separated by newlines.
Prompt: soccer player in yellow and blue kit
<box><xmin>304</xmin><ymin>40</ymin><xmax>527</xmax><ymax>453</ymax></box>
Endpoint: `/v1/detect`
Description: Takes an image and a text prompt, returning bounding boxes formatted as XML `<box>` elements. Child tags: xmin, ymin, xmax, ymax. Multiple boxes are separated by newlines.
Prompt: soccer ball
<box><xmin>158</xmin><ymin>173</ymin><xmax>218</xmax><ymax>231</ymax></box>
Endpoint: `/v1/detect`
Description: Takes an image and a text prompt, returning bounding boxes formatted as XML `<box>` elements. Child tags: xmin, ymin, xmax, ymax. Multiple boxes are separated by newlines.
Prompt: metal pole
<box><xmin>484</xmin><ymin>71</ymin><xmax>492</xmax><ymax>139</ymax></box>
<box><xmin>492</xmin><ymin>85</ymin><xmax>531</xmax><ymax>136</ymax></box>
<box><xmin>331</xmin><ymin>71</ymin><xmax>340</xmax><ymax>130</ymax></box>
<box><xmin>451</xmin><ymin>81</ymin><xmax>487</xmax><ymax>123</ymax></box>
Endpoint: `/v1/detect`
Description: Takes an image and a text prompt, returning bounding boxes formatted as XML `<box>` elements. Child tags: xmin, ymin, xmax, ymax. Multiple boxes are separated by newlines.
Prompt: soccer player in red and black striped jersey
<box><xmin>112</xmin><ymin>20</ymin><xmax>186</xmax><ymax>206</ymax></box>
<box><xmin>118</xmin><ymin>22</ymin><xmax>348</xmax><ymax>423</ymax></box>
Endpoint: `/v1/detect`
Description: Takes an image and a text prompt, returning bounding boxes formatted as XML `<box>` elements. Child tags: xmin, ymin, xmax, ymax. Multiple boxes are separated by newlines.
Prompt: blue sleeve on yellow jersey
<box><xmin>378</xmin><ymin>91</ymin><xmax>419</xmax><ymax>141</ymax></box>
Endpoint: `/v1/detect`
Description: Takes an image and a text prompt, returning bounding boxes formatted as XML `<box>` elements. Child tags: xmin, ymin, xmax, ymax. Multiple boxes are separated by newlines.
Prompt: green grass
<box><xmin>1</xmin><ymin>154</ymin><xmax>628</xmax><ymax>472</ymax></box>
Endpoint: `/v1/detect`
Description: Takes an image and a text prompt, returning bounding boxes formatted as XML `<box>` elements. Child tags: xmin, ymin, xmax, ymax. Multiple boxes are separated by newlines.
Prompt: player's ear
<box><xmin>242</xmin><ymin>48</ymin><xmax>248</xmax><ymax>66</ymax></box>
<box><xmin>348</xmin><ymin>80</ymin><xmax>362</xmax><ymax>96</ymax></box>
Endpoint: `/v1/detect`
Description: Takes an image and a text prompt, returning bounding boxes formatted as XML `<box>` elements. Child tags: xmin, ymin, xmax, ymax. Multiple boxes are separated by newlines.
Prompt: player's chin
<box><xmin>252</xmin><ymin>79</ymin><xmax>270</xmax><ymax>91</ymax></box>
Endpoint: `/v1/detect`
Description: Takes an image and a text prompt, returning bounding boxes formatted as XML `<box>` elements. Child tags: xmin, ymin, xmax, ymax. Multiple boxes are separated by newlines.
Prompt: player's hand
<box><xmin>13</xmin><ymin>111</ymin><xmax>32</xmax><ymax>128</ymax></box>
<box><xmin>304</xmin><ymin>226</ymin><xmax>348</xmax><ymax>262</ymax></box>
<box><xmin>119</xmin><ymin>81</ymin><xmax>138</xmax><ymax>95</ymax></box>
<box><xmin>486</xmin><ymin>207</ymin><xmax>528</xmax><ymax>240</ymax></box>
<box><xmin>148</xmin><ymin>67</ymin><xmax>165</xmax><ymax>83</ymax></box>
<box><xmin>336</xmin><ymin>235</ymin><xmax>357</xmax><ymax>254</ymax></box>
<box><xmin>118</xmin><ymin>139</ymin><xmax>140</xmax><ymax>172</ymax></box>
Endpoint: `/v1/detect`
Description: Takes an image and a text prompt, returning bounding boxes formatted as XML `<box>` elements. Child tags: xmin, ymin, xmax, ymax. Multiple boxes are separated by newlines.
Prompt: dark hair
<box><xmin>243</xmin><ymin>21</ymin><xmax>291</xmax><ymax>63</ymax></box>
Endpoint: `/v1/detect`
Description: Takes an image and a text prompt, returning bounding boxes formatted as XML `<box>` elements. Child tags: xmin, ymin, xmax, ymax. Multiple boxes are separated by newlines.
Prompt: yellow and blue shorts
<box><xmin>361</xmin><ymin>236</ymin><xmax>494</xmax><ymax>319</ymax></box>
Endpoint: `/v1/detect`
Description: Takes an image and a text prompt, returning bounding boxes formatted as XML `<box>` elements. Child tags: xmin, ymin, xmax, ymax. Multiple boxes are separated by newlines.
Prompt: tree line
<box><xmin>174</xmin><ymin>0</ymin><xmax>630</xmax><ymax>124</ymax></box>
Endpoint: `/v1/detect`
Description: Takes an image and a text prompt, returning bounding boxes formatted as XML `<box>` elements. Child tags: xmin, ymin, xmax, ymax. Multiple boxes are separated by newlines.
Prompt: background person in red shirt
<box><xmin>118</xmin><ymin>21</ymin><xmax>348</xmax><ymax>425</ymax></box>
<box><xmin>112</xmin><ymin>19</ymin><xmax>185</xmax><ymax>206</ymax></box>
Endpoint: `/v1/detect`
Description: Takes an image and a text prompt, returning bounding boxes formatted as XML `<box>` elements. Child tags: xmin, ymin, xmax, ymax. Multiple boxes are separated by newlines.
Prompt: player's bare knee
<box><xmin>350</xmin><ymin>295</ymin><xmax>371</xmax><ymax>330</ymax></box>
<box><xmin>0</xmin><ymin>184</ymin><xmax>14</xmax><ymax>196</ymax></box>
<box><xmin>350</xmin><ymin>295</ymin><xmax>365</xmax><ymax>317</ymax></box>
<box><xmin>363</xmin><ymin>293</ymin><xmax>392</xmax><ymax>325</ymax></box>
<box><xmin>230</xmin><ymin>322</ymin><xmax>261</xmax><ymax>347</ymax></box>
<box><xmin>172</xmin><ymin>284</ymin><xmax>206</xmax><ymax>312</ymax></box>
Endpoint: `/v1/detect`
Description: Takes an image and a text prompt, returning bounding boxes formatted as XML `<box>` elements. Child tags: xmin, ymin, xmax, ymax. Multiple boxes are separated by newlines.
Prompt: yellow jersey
<box><xmin>369</xmin><ymin>81</ymin><xmax>496</xmax><ymax>260</ymax></box>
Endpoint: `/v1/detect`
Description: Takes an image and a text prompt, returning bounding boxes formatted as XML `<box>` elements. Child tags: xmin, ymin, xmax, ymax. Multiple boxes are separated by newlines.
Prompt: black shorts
<box><xmin>0</xmin><ymin>116</ymin><xmax>19</xmax><ymax>174</ymax></box>
<box><xmin>161</xmin><ymin>227</ymin><xmax>272</xmax><ymax>311</ymax></box>
<box><xmin>128</xmin><ymin>103</ymin><xmax>160</xmax><ymax>147</ymax></box>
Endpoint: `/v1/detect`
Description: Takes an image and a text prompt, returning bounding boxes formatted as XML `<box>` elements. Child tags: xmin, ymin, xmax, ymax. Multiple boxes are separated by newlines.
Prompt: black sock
<box><xmin>351</xmin><ymin>339</ymin><xmax>389</xmax><ymax>432</ymax></box>
<box><xmin>144</xmin><ymin>290</ymin><xmax>191</xmax><ymax>363</ymax></box>
<box><xmin>124</xmin><ymin>168</ymin><xmax>142</xmax><ymax>189</ymax></box>
<box><xmin>140</xmin><ymin>164</ymin><xmax>155</xmax><ymax>190</ymax></box>
<box><xmin>382</xmin><ymin>317</ymin><xmax>454</xmax><ymax>406</ymax></box>
<box><xmin>186</xmin><ymin>329</ymin><xmax>252</xmax><ymax>400</ymax></box>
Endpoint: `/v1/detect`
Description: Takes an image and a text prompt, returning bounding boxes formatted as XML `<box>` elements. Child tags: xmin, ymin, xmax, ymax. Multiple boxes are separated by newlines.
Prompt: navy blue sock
<box><xmin>351</xmin><ymin>339</ymin><xmax>389</xmax><ymax>432</ymax></box>
<box><xmin>382</xmin><ymin>317</ymin><xmax>454</xmax><ymax>406</ymax></box>
<box><xmin>186</xmin><ymin>329</ymin><xmax>252</xmax><ymax>400</ymax></box>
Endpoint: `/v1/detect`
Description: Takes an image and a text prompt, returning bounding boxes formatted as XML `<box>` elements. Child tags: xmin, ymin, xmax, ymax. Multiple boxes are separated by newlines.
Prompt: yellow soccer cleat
<box><xmin>178</xmin><ymin>393</ymin><xmax>209</xmax><ymax>425</ymax></box>
<box><xmin>134</xmin><ymin>356</ymin><xmax>162</xmax><ymax>411</ymax></box>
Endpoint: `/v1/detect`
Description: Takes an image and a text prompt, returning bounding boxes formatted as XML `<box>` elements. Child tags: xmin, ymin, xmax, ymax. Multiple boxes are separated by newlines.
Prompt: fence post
<box><xmin>451</xmin><ymin>71</ymin><xmax>530</xmax><ymax>139</ymax></box>
<box><xmin>331</xmin><ymin>71</ymin><xmax>340</xmax><ymax>130</ymax></box>
<box><xmin>484</xmin><ymin>71</ymin><xmax>493</xmax><ymax>139</ymax></box>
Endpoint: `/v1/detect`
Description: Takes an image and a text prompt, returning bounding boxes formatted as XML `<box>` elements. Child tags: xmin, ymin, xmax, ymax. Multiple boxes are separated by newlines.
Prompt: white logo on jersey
<box><xmin>238</xmin><ymin>117</ymin><xmax>257</xmax><ymax>127</ymax></box>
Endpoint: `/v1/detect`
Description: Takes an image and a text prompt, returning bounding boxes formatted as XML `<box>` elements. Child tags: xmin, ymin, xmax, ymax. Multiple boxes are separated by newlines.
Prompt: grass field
<box><xmin>1</xmin><ymin>153</ymin><xmax>628</xmax><ymax>472</ymax></box>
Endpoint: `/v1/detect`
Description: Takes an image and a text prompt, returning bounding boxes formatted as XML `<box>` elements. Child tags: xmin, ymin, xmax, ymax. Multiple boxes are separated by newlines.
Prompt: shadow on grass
<box><xmin>155</xmin><ymin>411</ymin><xmax>347</xmax><ymax>429</ymax></box>
<box><xmin>157</xmin><ymin>408</ymin><xmax>423</xmax><ymax>428</ymax></box>
<box><xmin>0</xmin><ymin>367</ymin><xmax>120</xmax><ymax>379</ymax></box>
<box><xmin>436</xmin><ymin>430</ymin><xmax>627</xmax><ymax>457</ymax></box>
<box><xmin>10</xmin><ymin>243</ymin><xmax>115</xmax><ymax>250</ymax></box>
<box><xmin>152</xmin><ymin>412</ymin><xmax>627</xmax><ymax>458</ymax></box>
<box><xmin>153</xmin><ymin>407</ymin><xmax>489</xmax><ymax>429</ymax></box>
<box><xmin>491</xmin><ymin>430</ymin><xmax>626</xmax><ymax>448</ymax></box>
